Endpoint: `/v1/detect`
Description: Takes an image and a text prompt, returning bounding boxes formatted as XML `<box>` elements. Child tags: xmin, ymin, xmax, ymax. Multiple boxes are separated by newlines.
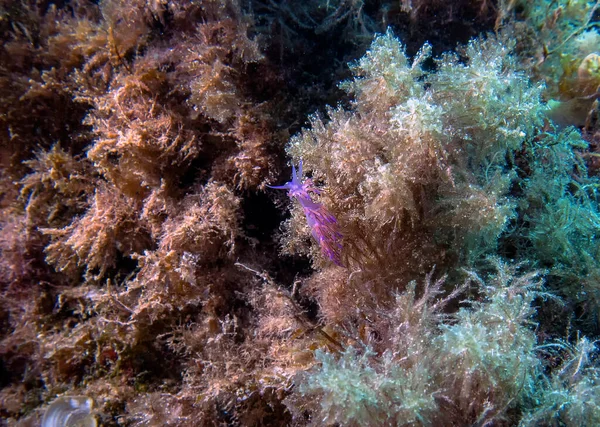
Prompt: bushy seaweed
<box><xmin>1</xmin><ymin>1</ymin><xmax>600</xmax><ymax>426</ymax></box>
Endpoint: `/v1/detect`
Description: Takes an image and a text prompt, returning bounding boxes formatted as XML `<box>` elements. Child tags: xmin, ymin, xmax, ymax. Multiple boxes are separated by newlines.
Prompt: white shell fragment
<box><xmin>41</xmin><ymin>396</ymin><xmax>97</xmax><ymax>427</ymax></box>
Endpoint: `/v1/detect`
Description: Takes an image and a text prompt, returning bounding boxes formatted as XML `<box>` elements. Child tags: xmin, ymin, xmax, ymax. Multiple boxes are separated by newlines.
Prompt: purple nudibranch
<box><xmin>268</xmin><ymin>161</ymin><xmax>343</xmax><ymax>266</ymax></box>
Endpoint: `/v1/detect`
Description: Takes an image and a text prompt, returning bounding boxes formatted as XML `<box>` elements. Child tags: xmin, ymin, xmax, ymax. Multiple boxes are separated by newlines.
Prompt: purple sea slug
<box><xmin>269</xmin><ymin>161</ymin><xmax>343</xmax><ymax>266</ymax></box>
